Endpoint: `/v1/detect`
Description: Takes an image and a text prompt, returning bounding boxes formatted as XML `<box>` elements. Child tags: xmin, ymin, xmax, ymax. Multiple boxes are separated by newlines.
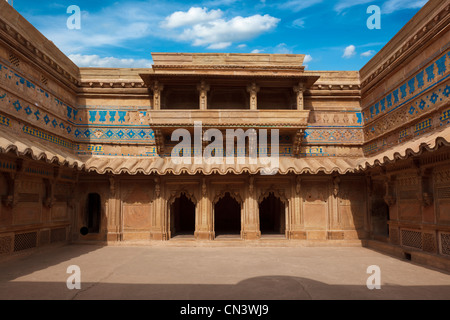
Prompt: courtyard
<box><xmin>0</xmin><ymin>243</ymin><xmax>449</xmax><ymax>300</ymax></box>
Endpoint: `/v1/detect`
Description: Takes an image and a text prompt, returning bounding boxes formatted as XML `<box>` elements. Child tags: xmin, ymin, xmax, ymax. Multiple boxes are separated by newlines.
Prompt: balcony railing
<box><xmin>147</xmin><ymin>109</ymin><xmax>310</xmax><ymax>129</ymax></box>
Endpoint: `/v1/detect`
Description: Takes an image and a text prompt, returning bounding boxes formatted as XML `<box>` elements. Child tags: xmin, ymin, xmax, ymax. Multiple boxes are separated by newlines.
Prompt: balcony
<box><xmin>147</xmin><ymin>109</ymin><xmax>310</xmax><ymax>129</ymax></box>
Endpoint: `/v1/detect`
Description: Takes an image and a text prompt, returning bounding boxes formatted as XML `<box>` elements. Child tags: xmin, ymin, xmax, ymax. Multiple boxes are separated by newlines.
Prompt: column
<box><xmin>293</xmin><ymin>83</ymin><xmax>305</xmax><ymax>110</ymax></box>
<box><xmin>151</xmin><ymin>81</ymin><xmax>164</xmax><ymax>110</ymax></box>
<box><xmin>289</xmin><ymin>175</ymin><xmax>307</xmax><ymax>239</ymax></box>
<box><xmin>197</xmin><ymin>80</ymin><xmax>210</xmax><ymax>110</ymax></box>
<box><xmin>106</xmin><ymin>175</ymin><xmax>121</xmax><ymax>241</ymax></box>
<box><xmin>195</xmin><ymin>178</ymin><xmax>214</xmax><ymax>240</ymax></box>
<box><xmin>247</xmin><ymin>83</ymin><xmax>260</xmax><ymax>110</ymax></box>
<box><xmin>150</xmin><ymin>177</ymin><xmax>168</xmax><ymax>240</ymax></box>
<box><xmin>243</xmin><ymin>176</ymin><xmax>260</xmax><ymax>240</ymax></box>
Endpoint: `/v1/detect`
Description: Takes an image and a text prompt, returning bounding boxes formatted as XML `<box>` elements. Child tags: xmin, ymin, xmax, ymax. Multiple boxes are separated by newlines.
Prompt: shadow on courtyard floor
<box><xmin>0</xmin><ymin>275</ymin><xmax>450</xmax><ymax>300</ymax></box>
<box><xmin>0</xmin><ymin>244</ymin><xmax>450</xmax><ymax>300</ymax></box>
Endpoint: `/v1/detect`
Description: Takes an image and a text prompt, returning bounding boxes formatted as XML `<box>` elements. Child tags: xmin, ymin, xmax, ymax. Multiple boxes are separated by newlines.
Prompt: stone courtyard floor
<box><xmin>0</xmin><ymin>244</ymin><xmax>449</xmax><ymax>300</ymax></box>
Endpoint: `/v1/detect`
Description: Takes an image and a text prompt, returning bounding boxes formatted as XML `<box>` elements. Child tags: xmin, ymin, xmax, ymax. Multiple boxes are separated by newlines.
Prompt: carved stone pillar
<box><xmin>384</xmin><ymin>175</ymin><xmax>396</xmax><ymax>206</ymax></box>
<box><xmin>150</xmin><ymin>177</ymin><xmax>167</xmax><ymax>240</ymax></box>
<box><xmin>1</xmin><ymin>159</ymin><xmax>23</xmax><ymax>208</ymax></box>
<box><xmin>195</xmin><ymin>178</ymin><xmax>214</xmax><ymax>240</ymax></box>
<box><xmin>417</xmin><ymin>168</ymin><xmax>433</xmax><ymax>207</ymax></box>
<box><xmin>243</xmin><ymin>176</ymin><xmax>260</xmax><ymax>240</ymax></box>
<box><xmin>197</xmin><ymin>80</ymin><xmax>210</xmax><ymax>110</ymax></box>
<box><xmin>106</xmin><ymin>175</ymin><xmax>121</xmax><ymax>241</ymax></box>
<box><xmin>151</xmin><ymin>81</ymin><xmax>164</xmax><ymax>110</ymax></box>
<box><xmin>288</xmin><ymin>175</ymin><xmax>306</xmax><ymax>239</ymax></box>
<box><xmin>43</xmin><ymin>178</ymin><xmax>56</xmax><ymax>208</ymax></box>
<box><xmin>293</xmin><ymin>83</ymin><xmax>305</xmax><ymax>110</ymax></box>
<box><xmin>247</xmin><ymin>83</ymin><xmax>260</xmax><ymax>110</ymax></box>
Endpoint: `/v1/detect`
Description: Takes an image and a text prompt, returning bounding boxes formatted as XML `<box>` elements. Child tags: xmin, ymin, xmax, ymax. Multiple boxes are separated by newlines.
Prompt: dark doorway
<box><xmin>214</xmin><ymin>192</ymin><xmax>241</xmax><ymax>236</ymax></box>
<box><xmin>87</xmin><ymin>193</ymin><xmax>101</xmax><ymax>233</ymax></box>
<box><xmin>170</xmin><ymin>194</ymin><xmax>196</xmax><ymax>237</ymax></box>
<box><xmin>371</xmin><ymin>199</ymin><xmax>390</xmax><ymax>237</ymax></box>
<box><xmin>259</xmin><ymin>193</ymin><xmax>286</xmax><ymax>235</ymax></box>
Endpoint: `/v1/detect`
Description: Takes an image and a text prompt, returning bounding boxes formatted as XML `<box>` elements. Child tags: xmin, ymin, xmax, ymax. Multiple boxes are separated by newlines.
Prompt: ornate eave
<box><xmin>360</xmin><ymin>2</ymin><xmax>450</xmax><ymax>95</ymax></box>
<box><xmin>0</xmin><ymin>2</ymin><xmax>80</xmax><ymax>91</ymax></box>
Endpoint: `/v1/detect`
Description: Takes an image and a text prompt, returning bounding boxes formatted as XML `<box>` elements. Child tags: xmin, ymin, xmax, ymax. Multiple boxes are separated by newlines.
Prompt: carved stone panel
<box><xmin>51</xmin><ymin>203</ymin><xmax>68</xmax><ymax>221</ymax></box>
<box><xmin>302</xmin><ymin>182</ymin><xmax>328</xmax><ymax>230</ymax></box>
<box><xmin>123</xmin><ymin>205</ymin><xmax>152</xmax><ymax>230</ymax></box>
<box><xmin>338</xmin><ymin>180</ymin><xmax>365</xmax><ymax>230</ymax></box>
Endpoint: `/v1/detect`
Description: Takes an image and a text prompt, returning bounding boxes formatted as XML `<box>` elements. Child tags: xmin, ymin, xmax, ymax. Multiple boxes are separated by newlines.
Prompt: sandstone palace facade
<box><xmin>0</xmin><ymin>1</ymin><xmax>449</xmax><ymax>270</ymax></box>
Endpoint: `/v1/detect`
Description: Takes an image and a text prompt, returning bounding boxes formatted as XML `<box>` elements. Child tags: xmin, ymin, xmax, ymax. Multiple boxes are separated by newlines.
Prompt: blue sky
<box><xmin>9</xmin><ymin>0</ymin><xmax>428</xmax><ymax>70</ymax></box>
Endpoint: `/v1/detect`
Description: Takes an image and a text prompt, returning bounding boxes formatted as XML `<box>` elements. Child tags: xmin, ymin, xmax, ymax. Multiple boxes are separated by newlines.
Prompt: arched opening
<box><xmin>214</xmin><ymin>192</ymin><xmax>241</xmax><ymax>237</ymax></box>
<box><xmin>170</xmin><ymin>193</ymin><xmax>196</xmax><ymax>237</ymax></box>
<box><xmin>259</xmin><ymin>193</ymin><xmax>286</xmax><ymax>235</ymax></box>
<box><xmin>87</xmin><ymin>193</ymin><xmax>101</xmax><ymax>234</ymax></box>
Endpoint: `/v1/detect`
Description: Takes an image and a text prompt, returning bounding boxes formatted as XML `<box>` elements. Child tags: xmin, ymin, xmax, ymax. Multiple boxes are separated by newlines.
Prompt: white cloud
<box><xmin>273</xmin><ymin>43</ymin><xmax>293</xmax><ymax>54</ymax></box>
<box><xmin>203</xmin><ymin>0</ymin><xmax>241</xmax><ymax>6</ymax></box>
<box><xmin>361</xmin><ymin>50</ymin><xmax>376</xmax><ymax>57</ymax></box>
<box><xmin>304</xmin><ymin>54</ymin><xmax>313</xmax><ymax>64</ymax></box>
<box><xmin>303</xmin><ymin>54</ymin><xmax>313</xmax><ymax>69</ymax></box>
<box><xmin>382</xmin><ymin>0</ymin><xmax>427</xmax><ymax>14</ymax></box>
<box><xmin>69</xmin><ymin>54</ymin><xmax>153</xmax><ymax>68</ymax></box>
<box><xmin>279</xmin><ymin>0</ymin><xmax>323</xmax><ymax>12</ymax></box>
<box><xmin>237</xmin><ymin>44</ymin><xmax>247</xmax><ymax>48</ymax></box>
<box><xmin>162</xmin><ymin>7</ymin><xmax>223</xmax><ymax>28</ymax></box>
<box><xmin>251</xmin><ymin>49</ymin><xmax>263</xmax><ymax>53</ymax></box>
<box><xmin>207</xmin><ymin>42</ymin><xmax>232</xmax><ymax>49</ymax></box>
<box><xmin>343</xmin><ymin>45</ymin><xmax>356</xmax><ymax>58</ymax></box>
<box><xmin>33</xmin><ymin>2</ymin><xmax>167</xmax><ymax>54</ymax></box>
<box><xmin>334</xmin><ymin>0</ymin><xmax>373</xmax><ymax>13</ymax></box>
<box><xmin>292</xmin><ymin>18</ymin><xmax>306</xmax><ymax>28</ymax></box>
<box><xmin>165</xmin><ymin>9</ymin><xmax>280</xmax><ymax>49</ymax></box>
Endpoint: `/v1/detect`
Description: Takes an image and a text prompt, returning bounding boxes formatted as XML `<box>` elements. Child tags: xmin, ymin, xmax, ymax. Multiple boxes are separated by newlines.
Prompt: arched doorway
<box><xmin>214</xmin><ymin>192</ymin><xmax>241</xmax><ymax>237</ymax></box>
<box><xmin>170</xmin><ymin>193</ymin><xmax>196</xmax><ymax>237</ymax></box>
<box><xmin>87</xmin><ymin>193</ymin><xmax>101</xmax><ymax>233</ymax></box>
<box><xmin>259</xmin><ymin>192</ymin><xmax>286</xmax><ymax>236</ymax></box>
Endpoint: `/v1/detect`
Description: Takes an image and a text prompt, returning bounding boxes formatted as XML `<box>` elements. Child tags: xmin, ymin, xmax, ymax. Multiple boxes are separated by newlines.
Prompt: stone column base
<box><xmin>243</xmin><ymin>231</ymin><xmax>261</xmax><ymax>240</ymax></box>
<box><xmin>288</xmin><ymin>231</ymin><xmax>307</xmax><ymax>240</ymax></box>
<box><xmin>106</xmin><ymin>232</ymin><xmax>121</xmax><ymax>242</ymax></box>
<box><xmin>150</xmin><ymin>232</ymin><xmax>169</xmax><ymax>241</ymax></box>
<box><xmin>195</xmin><ymin>231</ymin><xmax>214</xmax><ymax>240</ymax></box>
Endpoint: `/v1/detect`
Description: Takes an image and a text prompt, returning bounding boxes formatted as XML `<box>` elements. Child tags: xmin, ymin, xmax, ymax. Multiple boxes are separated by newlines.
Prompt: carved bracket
<box><xmin>296</xmin><ymin>176</ymin><xmax>301</xmax><ymax>195</ymax></box>
<box><xmin>293</xmin><ymin>130</ymin><xmax>304</xmax><ymax>156</ymax></box>
<box><xmin>383</xmin><ymin>176</ymin><xmax>396</xmax><ymax>206</ymax></box>
<box><xmin>417</xmin><ymin>168</ymin><xmax>434</xmax><ymax>207</ymax></box>
<box><xmin>2</xmin><ymin>172</ymin><xmax>18</xmax><ymax>208</ymax></box>
<box><xmin>154</xmin><ymin>177</ymin><xmax>161</xmax><ymax>199</ymax></box>
<box><xmin>202</xmin><ymin>178</ymin><xmax>207</xmax><ymax>197</ymax></box>
<box><xmin>333</xmin><ymin>175</ymin><xmax>341</xmax><ymax>198</ymax></box>
<box><xmin>43</xmin><ymin>178</ymin><xmax>56</xmax><ymax>208</ymax></box>
<box><xmin>249</xmin><ymin>176</ymin><xmax>254</xmax><ymax>196</ymax></box>
<box><xmin>109</xmin><ymin>175</ymin><xmax>116</xmax><ymax>196</ymax></box>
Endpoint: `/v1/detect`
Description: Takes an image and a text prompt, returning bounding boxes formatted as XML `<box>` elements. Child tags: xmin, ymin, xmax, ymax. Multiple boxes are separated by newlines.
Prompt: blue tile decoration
<box><xmin>426</xmin><ymin>64</ymin><xmax>435</xmax><ymax>82</ymax></box>
<box><xmin>364</xmin><ymin>50</ymin><xmax>449</xmax><ymax>122</ymax></box>
<box><xmin>416</xmin><ymin>71</ymin><xmax>424</xmax><ymax>89</ymax></box>
<box><xmin>436</xmin><ymin>55</ymin><xmax>447</xmax><ymax>75</ymax></box>
<box><xmin>0</xmin><ymin>115</ymin><xmax>10</xmax><ymax>127</ymax></box>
